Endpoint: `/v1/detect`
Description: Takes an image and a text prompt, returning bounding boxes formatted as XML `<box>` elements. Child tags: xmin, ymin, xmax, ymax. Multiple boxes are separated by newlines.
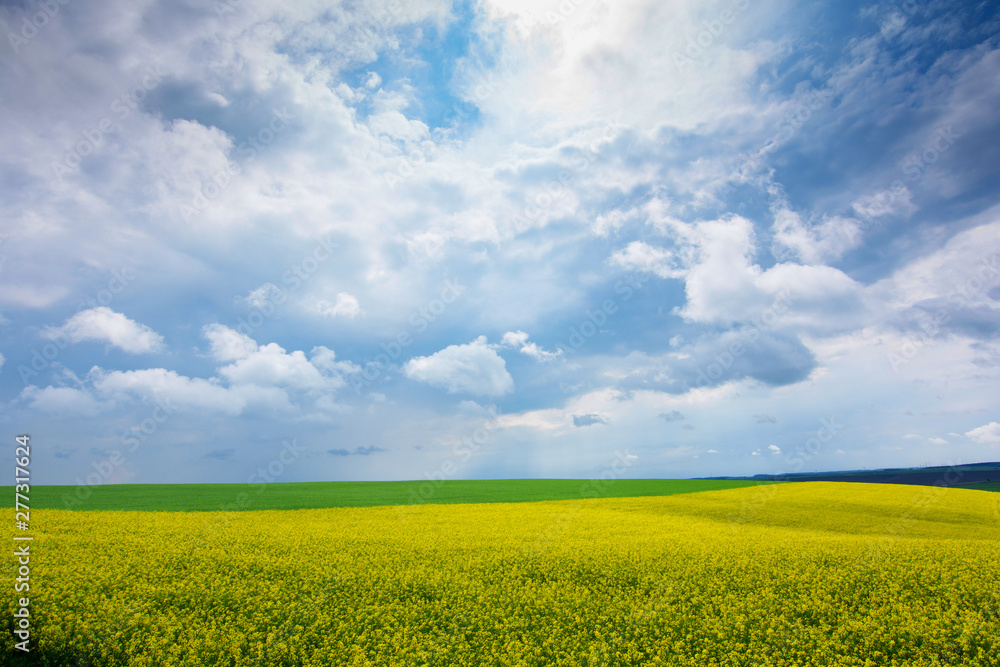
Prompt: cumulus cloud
<box><xmin>314</xmin><ymin>293</ymin><xmax>362</xmax><ymax>319</ymax></box>
<box><xmin>611</xmin><ymin>212</ymin><xmax>865</xmax><ymax>331</ymax></box>
<box><xmin>46</xmin><ymin>307</ymin><xmax>164</xmax><ymax>354</ymax></box>
<box><xmin>19</xmin><ymin>385</ymin><xmax>108</xmax><ymax>416</ymax></box>
<box><xmin>500</xmin><ymin>331</ymin><xmax>530</xmax><ymax>348</ymax></box>
<box><xmin>771</xmin><ymin>207</ymin><xmax>862</xmax><ymax>264</ymax></box>
<box><xmin>404</xmin><ymin>336</ymin><xmax>514</xmax><ymax>396</ymax></box>
<box><xmin>245</xmin><ymin>284</ymin><xmax>284</xmax><ymax>309</ymax></box>
<box><xmin>609</xmin><ymin>241</ymin><xmax>679</xmax><ymax>279</ymax></box>
<box><xmin>92</xmin><ymin>368</ymin><xmax>246</xmax><ymax>415</ymax></box>
<box><xmin>619</xmin><ymin>330</ymin><xmax>816</xmax><ymax>394</ymax></box>
<box><xmin>219</xmin><ymin>343</ymin><xmax>333</xmax><ymax>390</ymax></box>
<box><xmin>310</xmin><ymin>346</ymin><xmax>362</xmax><ymax>376</ymax></box>
<box><xmin>659</xmin><ymin>410</ymin><xmax>685</xmax><ymax>422</ymax></box>
<box><xmin>768</xmin><ymin>444</ymin><xmax>781</xmax><ymax>454</ymax></box>
<box><xmin>203</xmin><ymin>324</ymin><xmax>258</xmax><ymax>362</ymax></box>
<box><xmin>501</xmin><ymin>330</ymin><xmax>562</xmax><ymax>361</ymax></box>
<box><xmin>966</xmin><ymin>422</ymin><xmax>1000</xmax><ymax>444</ymax></box>
<box><xmin>30</xmin><ymin>330</ymin><xmax>356</xmax><ymax>423</ymax></box>
<box><xmin>871</xmin><ymin>217</ymin><xmax>1000</xmax><ymax>341</ymax></box>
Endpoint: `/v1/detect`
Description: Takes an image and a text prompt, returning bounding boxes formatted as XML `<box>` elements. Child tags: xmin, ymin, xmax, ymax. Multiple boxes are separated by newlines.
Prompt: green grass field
<box><xmin>6</xmin><ymin>478</ymin><xmax>775</xmax><ymax>512</ymax></box>
<box><xmin>961</xmin><ymin>481</ymin><xmax>1000</xmax><ymax>492</ymax></box>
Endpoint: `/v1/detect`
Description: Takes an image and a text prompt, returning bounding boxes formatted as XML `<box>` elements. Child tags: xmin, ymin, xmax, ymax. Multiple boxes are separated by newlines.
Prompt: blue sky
<box><xmin>1</xmin><ymin>0</ymin><xmax>999</xmax><ymax>486</ymax></box>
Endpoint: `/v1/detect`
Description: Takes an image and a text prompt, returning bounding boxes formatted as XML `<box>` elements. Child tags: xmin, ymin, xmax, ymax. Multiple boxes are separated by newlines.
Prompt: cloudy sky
<box><xmin>1</xmin><ymin>0</ymin><xmax>999</xmax><ymax>486</ymax></box>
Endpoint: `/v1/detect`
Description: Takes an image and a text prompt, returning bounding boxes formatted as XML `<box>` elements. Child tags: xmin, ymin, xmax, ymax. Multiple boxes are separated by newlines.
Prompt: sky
<box><xmin>1</xmin><ymin>0</ymin><xmax>999</xmax><ymax>487</ymax></box>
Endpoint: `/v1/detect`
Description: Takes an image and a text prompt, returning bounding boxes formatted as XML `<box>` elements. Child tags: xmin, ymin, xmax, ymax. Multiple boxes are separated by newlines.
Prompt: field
<box><xmin>4</xmin><ymin>478</ymin><xmax>774</xmax><ymax>512</ymax></box>
<box><xmin>5</xmin><ymin>482</ymin><xmax>999</xmax><ymax>666</ymax></box>
<box><xmin>962</xmin><ymin>481</ymin><xmax>1000</xmax><ymax>493</ymax></box>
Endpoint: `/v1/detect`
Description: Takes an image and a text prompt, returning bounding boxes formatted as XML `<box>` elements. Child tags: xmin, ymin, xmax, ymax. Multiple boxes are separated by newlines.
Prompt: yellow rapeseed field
<box><xmin>4</xmin><ymin>482</ymin><xmax>999</xmax><ymax>666</ymax></box>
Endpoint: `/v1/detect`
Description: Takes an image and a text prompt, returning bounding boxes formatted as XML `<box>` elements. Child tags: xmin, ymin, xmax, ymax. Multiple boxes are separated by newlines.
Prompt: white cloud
<box><xmin>368</xmin><ymin>110</ymin><xmax>430</xmax><ymax>144</ymax></box>
<box><xmin>966</xmin><ymin>422</ymin><xmax>1000</xmax><ymax>444</ymax></box>
<box><xmin>46</xmin><ymin>307</ymin><xmax>164</xmax><ymax>354</ymax></box>
<box><xmin>609</xmin><ymin>241</ymin><xmax>680</xmax><ymax>279</ymax></box>
<box><xmin>0</xmin><ymin>283</ymin><xmax>69</xmax><ymax>309</ymax></box>
<box><xmin>771</xmin><ymin>207</ymin><xmax>862</xmax><ymax>264</ymax></box>
<box><xmin>202</xmin><ymin>324</ymin><xmax>258</xmax><ymax>362</ymax></box>
<box><xmin>92</xmin><ymin>368</ymin><xmax>246</xmax><ymax>415</ymax></box>
<box><xmin>768</xmin><ymin>444</ymin><xmax>781</xmax><ymax>454</ymax></box>
<box><xmin>501</xmin><ymin>330</ymin><xmax>562</xmax><ymax>361</ymax></box>
<box><xmin>500</xmin><ymin>330</ymin><xmax>530</xmax><ymax>348</ymax></box>
<box><xmin>79</xmin><ymin>337</ymin><xmax>355</xmax><ymax>419</ymax></box>
<box><xmin>479</xmin><ymin>0</ymin><xmax>781</xmax><ymax>134</ymax></box>
<box><xmin>219</xmin><ymin>343</ymin><xmax>332</xmax><ymax>390</ymax></box>
<box><xmin>310</xmin><ymin>346</ymin><xmax>362</xmax><ymax>376</ymax></box>
<box><xmin>404</xmin><ymin>336</ymin><xmax>514</xmax><ymax>396</ymax></box>
<box><xmin>19</xmin><ymin>385</ymin><xmax>108</xmax><ymax>416</ymax></box>
<box><xmin>929</xmin><ymin>437</ymin><xmax>948</xmax><ymax>445</ymax></box>
<box><xmin>0</xmin><ymin>352</ymin><xmax>4</xmax><ymax>371</ymax></box>
<box><xmin>870</xmin><ymin>215</ymin><xmax>1000</xmax><ymax>310</ymax></box>
<box><xmin>851</xmin><ymin>186</ymin><xmax>915</xmax><ymax>221</ymax></box>
<box><xmin>612</xmin><ymin>213</ymin><xmax>865</xmax><ymax>329</ymax></box>
<box><xmin>245</xmin><ymin>284</ymin><xmax>284</xmax><ymax>309</ymax></box>
<box><xmin>314</xmin><ymin>293</ymin><xmax>362</xmax><ymax>319</ymax></box>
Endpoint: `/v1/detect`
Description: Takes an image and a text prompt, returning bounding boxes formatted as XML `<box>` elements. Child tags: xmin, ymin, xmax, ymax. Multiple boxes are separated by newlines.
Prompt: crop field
<box><xmin>1</xmin><ymin>478</ymin><xmax>774</xmax><ymax>512</ymax></box>
<box><xmin>4</xmin><ymin>482</ymin><xmax>999</xmax><ymax>666</ymax></box>
<box><xmin>962</xmin><ymin>481</ymin><xmax>1000</xmax><ymax>493</ymax></box>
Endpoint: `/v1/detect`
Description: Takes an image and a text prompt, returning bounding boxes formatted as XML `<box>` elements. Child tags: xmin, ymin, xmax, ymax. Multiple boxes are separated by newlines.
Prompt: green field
<box><xmin>961</xmin><ymin>481</ymin><xmax>1000</xmax><ymax>492</ymax></box>
<box><xmin>6</xmin><ymin>478</ymin><xmax>777</xmax><ymax>512</ymax></box>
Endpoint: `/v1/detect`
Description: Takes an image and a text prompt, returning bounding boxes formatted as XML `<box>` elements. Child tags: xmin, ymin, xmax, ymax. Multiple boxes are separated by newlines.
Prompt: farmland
<box><xmin>5</xmin><ymin>482</ymin><xmax>999</xmax><ymax>666</ymax></box>
<box><xmin>4</xmin><ymin>478</ymin><xmax>775</xmax><ymax>512</ymax></box>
